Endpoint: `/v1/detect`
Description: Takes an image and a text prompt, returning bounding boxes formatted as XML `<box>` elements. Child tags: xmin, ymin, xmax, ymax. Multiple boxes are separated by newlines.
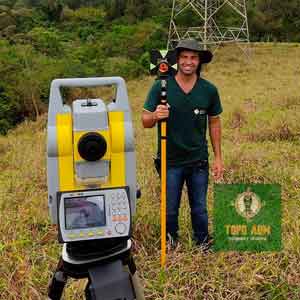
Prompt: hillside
<box><xmin>0</xmin><ymin>44</ymin><xmax>300</xmax><ymax>299</ymax></box>
<box><xmin>1</xmin><ymin>0</ymin><xmax>300</xmax><ymax>134</ymax></box>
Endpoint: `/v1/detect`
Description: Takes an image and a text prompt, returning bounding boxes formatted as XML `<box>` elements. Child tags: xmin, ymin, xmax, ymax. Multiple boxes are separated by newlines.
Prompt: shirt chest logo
<box><xmin>194</xmin><ymin>108</ymin><xmax>207</xmax><ymax>115</ymax></box>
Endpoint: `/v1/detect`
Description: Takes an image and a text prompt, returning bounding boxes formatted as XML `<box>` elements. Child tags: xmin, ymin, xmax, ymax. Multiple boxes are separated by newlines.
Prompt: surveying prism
<box><xmin>46</xmin><ymin>77</ymin><xmax>144</xmax><ymax>300</ymax></box>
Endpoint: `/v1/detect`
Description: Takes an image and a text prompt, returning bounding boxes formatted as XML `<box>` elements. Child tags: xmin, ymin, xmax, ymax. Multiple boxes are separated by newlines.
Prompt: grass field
<box><xmin>0</xmin><ymin>43</ymin><xmax>300</xmax><ymax>299</ymax></box>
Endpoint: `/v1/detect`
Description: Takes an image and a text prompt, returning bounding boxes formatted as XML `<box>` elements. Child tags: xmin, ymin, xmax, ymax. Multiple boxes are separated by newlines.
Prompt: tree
<box><xmin>0</xmin><ymin>0</ymin><xmax>32</xmax><ymax>37</ymax></box>
<box><xmin>46</xmin><ymin>0</ymin><xmax>64</xmax><ymax>21</ymax></box>
<box><xmin>104</xmin><ymin>0</ymin><xmax>126</xmax><ymax>21</ymax></box>
<box><xmin>125</xmin><ymin>0</ymin><xmax>152</xmax><ymax>23</ymax></box>
<box><xmin>249</xmin><ymin>0</ymin><xmax>300</xmax><ymax>41</ymax></box>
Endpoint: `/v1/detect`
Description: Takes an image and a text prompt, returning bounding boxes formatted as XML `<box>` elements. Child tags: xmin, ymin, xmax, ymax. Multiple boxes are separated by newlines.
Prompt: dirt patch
<box><xmin>229</xmin><ymin>109</ymin><xmax>248</xmax><ymax>129</ymax></box>
<box><xmin>246</xmin><ymin>122</ymin><xmax>299</xmax><ymax>142</ymax></box>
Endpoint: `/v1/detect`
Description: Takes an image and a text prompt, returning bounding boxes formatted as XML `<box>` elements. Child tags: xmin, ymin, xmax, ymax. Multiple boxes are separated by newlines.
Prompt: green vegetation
<box><xmin>0</xmin><ymin>44</ymin><xmax>300</xmax><ymax>299</ymax></box>
<box><xmin>0</xmin><ymin>0</ymin><xmax>300</xmax><ymax>133</ymax></box>
<box><xmin>0</xmin><ymin>1</ymin><xmax>299</xmax><ymax>298</ymax></box>
<box><xmin>0</xmin><ymin>0</ymin><xmax>169</xmax><ymax>133</ymax></box>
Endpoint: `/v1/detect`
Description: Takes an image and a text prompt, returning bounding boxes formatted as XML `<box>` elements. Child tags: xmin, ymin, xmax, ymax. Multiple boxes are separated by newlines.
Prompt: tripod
<box><xmin>48</xmin><ymin>239</ymin><xmax>145</xmax><ymax>300</ymax></box>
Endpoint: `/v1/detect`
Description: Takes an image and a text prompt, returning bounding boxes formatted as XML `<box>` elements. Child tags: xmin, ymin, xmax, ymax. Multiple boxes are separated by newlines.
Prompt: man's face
<box><xmin>177</xmin><ymin>50</ymin><xmax>200</xmax><ymax>76</ymax></box>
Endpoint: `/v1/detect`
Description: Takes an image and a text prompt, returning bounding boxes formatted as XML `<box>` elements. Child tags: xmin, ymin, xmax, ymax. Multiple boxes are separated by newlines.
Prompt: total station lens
<box><xmin>78</xmin><ymin>132</ymin><xmax>107</xmax><ymax>161</ymax></box>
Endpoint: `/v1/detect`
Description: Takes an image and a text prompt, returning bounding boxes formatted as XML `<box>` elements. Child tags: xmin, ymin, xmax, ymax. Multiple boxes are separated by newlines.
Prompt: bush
<box><xmin>101</xmin><ymin>21</ymin><xmax>164</xmax><ymax>59</ymax></box>
<box><xmin>63</xmin><ymin>7</ymin><xmax>104</xmax><ymax>22</ymax></box>
<box><xmin>26</xmin><ymin>27</ymin><xmax>63</xmax><ymax>56</ymax></box>
<box><xmin>102</xmin><ymin>56</ymin><xmax>145</xmax><ymax>79</ymax></box>
<box><xmin>0</xmin><ymin>87</ymin><xmax>20</xmax><ymax>135</ymax></box>
<box><xmin>138</xmin><ymin>52</ymin><xmax>150</xmax><ymax>71</ymax></box>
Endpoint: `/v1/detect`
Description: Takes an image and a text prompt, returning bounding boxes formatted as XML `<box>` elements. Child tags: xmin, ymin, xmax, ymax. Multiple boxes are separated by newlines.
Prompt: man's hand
<box><xmin>142</xmin><ymin>105</ymin><xmax>169</xmax><ymax>128</ymax></box>
<box><xmin>212</xmin><ymin>158</ymin><xmax>224</xmax><ymax>181</ymax></box>
<box><xmin>154</xmin><ymin>104</ymin><xmax>169</xmax><ymax>121</ymax></box>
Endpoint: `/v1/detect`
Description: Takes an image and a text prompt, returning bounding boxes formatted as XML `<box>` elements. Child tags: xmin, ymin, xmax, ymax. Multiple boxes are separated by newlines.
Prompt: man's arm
<box><xmin>142</xmin><ymin>110</ymin><xmax>157</xmax><ymax>128</ymax></box>
<box><xmin>142</xmin><ymin>105</ymin><xmax>169</xmax><ymax>128</ymax></box>
<box><xmin>208</xmin><ymin>115</ymin><xmax>224</xmax><ymax>180</ymax></box>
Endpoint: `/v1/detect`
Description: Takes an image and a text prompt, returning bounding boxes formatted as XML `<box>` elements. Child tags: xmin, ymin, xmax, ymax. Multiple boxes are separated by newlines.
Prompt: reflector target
<box><xmin>150</xmin><ymin>49</ymin><xmax>177</xmax><ymax>76</ymax></box>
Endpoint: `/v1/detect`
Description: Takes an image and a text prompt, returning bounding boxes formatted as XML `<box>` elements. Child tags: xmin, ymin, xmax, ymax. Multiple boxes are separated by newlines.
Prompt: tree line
<box><xmin>0</xmin><ymin>0</ymin><xmax>299</xmax><ymax>134</ymax></box>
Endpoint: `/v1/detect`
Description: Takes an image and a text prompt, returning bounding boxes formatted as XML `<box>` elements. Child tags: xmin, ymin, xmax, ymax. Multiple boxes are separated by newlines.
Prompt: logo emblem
<box><xmin>234</xmin><ymin>187</ymin><xmax>262</xmax><ymax>220</ymax></box>
<box><xmin>194</xmin><ymin>108</ymin><xmax>206</xmax><ymax>115</ymax></box>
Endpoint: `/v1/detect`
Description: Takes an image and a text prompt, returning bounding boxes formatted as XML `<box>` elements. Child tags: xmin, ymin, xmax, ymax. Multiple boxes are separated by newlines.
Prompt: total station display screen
<box><xmin>64</xmin><ymin>196</ymin><xmax>106</xmax><ymax>230</ymax></box>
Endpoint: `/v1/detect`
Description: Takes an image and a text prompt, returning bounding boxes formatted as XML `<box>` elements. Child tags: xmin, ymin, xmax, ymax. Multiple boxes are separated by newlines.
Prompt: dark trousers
<box><xmin>166</xmin><ymin>163</ymin><xmax>209</xmax><ymax>243</ymax></box>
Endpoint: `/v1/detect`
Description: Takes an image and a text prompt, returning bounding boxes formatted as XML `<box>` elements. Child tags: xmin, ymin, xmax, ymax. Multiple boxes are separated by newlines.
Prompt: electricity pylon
<box><xmin>167</xmin><ymin>0</ymin><xmax>250</xmax><ymax>57</ymax></box>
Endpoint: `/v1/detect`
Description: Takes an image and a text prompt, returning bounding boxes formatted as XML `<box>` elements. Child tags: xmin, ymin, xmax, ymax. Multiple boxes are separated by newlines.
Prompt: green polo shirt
<box><xmin>143</xmin><ymin>76</ymin><xmax>222</xmax><ymax>166</ymax></box>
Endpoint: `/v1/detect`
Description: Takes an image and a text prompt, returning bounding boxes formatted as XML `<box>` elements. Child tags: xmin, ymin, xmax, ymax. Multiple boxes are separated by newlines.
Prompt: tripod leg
<box><xmin>126</xmin><ymin>255</ymin><xmax>145</xmax><ymax>300</ymax></box>
<box><xmin>131</xmin><ymin>272</ymin><xmax>145</xmax><ymax>300</ymax></box>
<box><xmin>48</xmin><ymin>258</ymin><xmax>68</xmax><ymax>300</ymax></box>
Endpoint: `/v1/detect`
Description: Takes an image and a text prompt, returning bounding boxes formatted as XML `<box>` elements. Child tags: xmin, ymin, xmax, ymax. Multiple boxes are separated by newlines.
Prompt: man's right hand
<box><xmin>154</xmin><ymin>104</ymin><xmax>169</xmax><ymax>121</ymax></box>
<box><xmin>142</xmin><ymin>105</ymin><xmax>169</xmax><ymax>128</ymax></box>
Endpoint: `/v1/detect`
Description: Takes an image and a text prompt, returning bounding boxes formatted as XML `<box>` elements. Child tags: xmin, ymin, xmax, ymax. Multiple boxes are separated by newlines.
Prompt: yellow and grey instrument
<box><xmin>47</xmin><ymin>77</ymin><xmax>137</xmax><ymax>239</ymax></box>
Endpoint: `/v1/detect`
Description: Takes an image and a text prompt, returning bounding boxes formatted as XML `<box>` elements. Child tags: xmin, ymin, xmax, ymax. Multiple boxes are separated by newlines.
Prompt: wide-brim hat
<box><xmin>175</xmin><ymin>39</ymin><xmax>213</xmax><ymax>64</ymax></box>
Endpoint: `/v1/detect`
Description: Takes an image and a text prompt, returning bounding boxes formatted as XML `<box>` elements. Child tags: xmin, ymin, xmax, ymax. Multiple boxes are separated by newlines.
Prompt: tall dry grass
<box><xmin>0</xmin><ymin>43</ymin><xmax>300</xmax><ymax>299</ymax></box>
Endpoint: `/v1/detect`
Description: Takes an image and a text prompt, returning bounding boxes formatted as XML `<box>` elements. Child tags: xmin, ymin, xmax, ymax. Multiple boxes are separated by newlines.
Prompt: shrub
<box><xmin>102</xmin><ymin>56</ymin><xmax>145</xmax><ymax>79</ymax></box>
<box><xmin>0</xmin><ymin>87</ymin><xmax>20</xmax><ymax>135</ymax></box>
<box><xmin>26</xmin><ymin>27</ymin><xmax>63</xmax><ymax>56</ymax></box>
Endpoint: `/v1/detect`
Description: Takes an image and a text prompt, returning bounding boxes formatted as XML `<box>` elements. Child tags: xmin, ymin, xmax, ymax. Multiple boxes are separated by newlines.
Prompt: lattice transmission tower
<box><xmin>167</xmin><ymin>0</ymin><xmax>250</xmax><ymax>56</ymax></box>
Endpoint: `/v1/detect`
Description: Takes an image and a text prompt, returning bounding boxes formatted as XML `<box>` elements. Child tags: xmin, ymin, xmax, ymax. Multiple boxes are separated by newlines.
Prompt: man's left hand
<box><xmin>212</xmin><ymin>158</ymin><xmax>224</xmax><ymax>181</ymax></box>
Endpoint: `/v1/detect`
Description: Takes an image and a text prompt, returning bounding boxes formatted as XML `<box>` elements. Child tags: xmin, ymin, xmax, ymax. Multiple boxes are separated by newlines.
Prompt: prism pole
<box><xmin>150</xmin><ymin>50</ymin><xmax>177</xmax><ymax>268</ymax></box>
<box><xmin>159</xmin><ymin>75</ymin><xmax>168</xmax><ymax>268</ymax></box>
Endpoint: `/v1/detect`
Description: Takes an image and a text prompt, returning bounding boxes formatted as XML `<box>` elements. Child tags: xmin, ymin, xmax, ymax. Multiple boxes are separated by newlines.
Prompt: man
<box><xmin>142</xmin><ymin>39</ymin><xmax>224</xmax><ymax>249</ymax></box>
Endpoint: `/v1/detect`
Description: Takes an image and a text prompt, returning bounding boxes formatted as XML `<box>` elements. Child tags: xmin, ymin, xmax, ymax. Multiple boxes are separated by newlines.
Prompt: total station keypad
<box><xmin>111</xmin><ymin>191</ymin><xmax>130</xmax><ymax>233</ymax></box>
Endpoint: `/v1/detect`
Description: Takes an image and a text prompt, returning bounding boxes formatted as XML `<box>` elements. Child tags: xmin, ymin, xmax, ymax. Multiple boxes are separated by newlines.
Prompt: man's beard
<box><xmin>177</xmin><ymin>62</ymin><xmax>200</xmax><ymax>75</ymax></box>
<box><xmin>179</xmin><ymin>68</ymin><xmax>197</xmax><ymax>76</ymax></box>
